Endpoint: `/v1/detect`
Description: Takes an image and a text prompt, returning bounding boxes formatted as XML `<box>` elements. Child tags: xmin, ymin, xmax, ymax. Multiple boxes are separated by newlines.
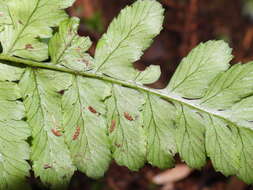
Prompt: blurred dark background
<box><xmin>36</xmin><ymin>0</ymin><xmax>253</xmax><ymax>189</ymax></box>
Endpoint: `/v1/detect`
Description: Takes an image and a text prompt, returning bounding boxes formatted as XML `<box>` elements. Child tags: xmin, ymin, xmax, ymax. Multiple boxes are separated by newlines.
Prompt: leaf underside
<box><xmin>0</xmin><ymin>0</ymin><xmax>253</xmax><ymax>189</ymax></box>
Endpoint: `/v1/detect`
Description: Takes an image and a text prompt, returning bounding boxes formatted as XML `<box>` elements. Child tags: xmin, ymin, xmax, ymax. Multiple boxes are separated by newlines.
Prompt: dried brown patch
<box><xmin>88</xmin><ymin>106</ymin><xmax>97</xmax><ymax>114</ymax></box>
<box><xmin>109</xmin><ymin>120</ymin><xmax>116</xmax><ymax>133</ymax></box>
<box><xmin>124</xmin><ymin>112</ymin><xmax>133</xmax><ymax>121</ymax></box>
<box><xmin>43</xmin><ymin>164</ymin><xmax>52</xmax><ymax>169</ymax></box>
<box><xmin>115</xmin><ymin>143</ymin><xmax>122</xmax><ymax>148</ymax></box>
<box><xmin>72</xmin><ymin>126</ymin><xmax>81</xmax><ymax>140</ymax></box>
<box><xmin>25</xmin><ymin>44</ymin><xmax>34</xmax><ymax>49</ymax></box>
<box><xmin>51</xmin><ymin>128</ymin><xmax>62</xmax><ymax>137</ymax></box>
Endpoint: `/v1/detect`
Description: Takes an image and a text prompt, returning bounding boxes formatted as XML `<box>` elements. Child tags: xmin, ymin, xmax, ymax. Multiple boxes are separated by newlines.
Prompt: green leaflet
<box><xmin>106</xmin><ymin>85</ymin><xmax>146</xmax><ymax>170</ymax></box>
<box><xmin>1</xmin><ymin>0</ymin><xmax>253</xmax><ymax>189</ymax></box>
<box><xmin>201</xmin><ymin>63</ymin><xmax>253</xmax><ymax>109</ymax></box>
<box><xmin>19</xmin><ymin>69</ymin><xmax>75</xmax><ymax>189</ymax></box>
<box><xmin>0</xmin><ymin>81</ymin><xmax>31</xmax><ymax>190</ymax></box>
<box><xmin>167</xmin><ymin>44</ymin><xmax>253</xmax><ymax>180</ymax></box>
<box><xmin>50</xmin><ymin>4</ymin><xmax>164</xmax><ymax>174</ymax></box>
<box><xmin>143</xmin><ymin>94</ymin><xmax>176</xmax><ymax>168</ymax></box>
<box><xmin>94</xmin><ymin>0</ymin><xmax>164</xmax><ymax>81</ymax></box>
<box><xmin>205</xmin><ymin>116</ymin><xmax>239</xmax><ymax>176</ymax></box>
<box><xmin>174</xmin><ymin>105</ymin><xmax>206</xmax><ymax>169</ymax></box>
<box><xmin>168</xmin><ymin>41</ymin><xmax>232</xmax><ymax>98</ymax></box>
<box><xmin>50</xmin><ymin>17</ymin><xmax>112</xmax><ymax>178</ymax></box>
<box><xmin>237</xmin><ymin>128</ymin><xmax>253</xmax><ymax>183</ymax></box>
<box><xmin>0</xmin><ymin>0</ymin><xmax>74</xmax><ymax>61</ymax></box>
<box><xmin>62</xmin><ymin>76</ymin><xmax>111</xmax><ymax>178</ymax></box>
<box><xmin>91</xmin><ymin>0</ymin><xmax>164</xmax><ymax>170</ymax></box>
<box><xmin>49</xmin><ymin>17</ymin><xmax>94</xmax><ymax>71</ymax></box>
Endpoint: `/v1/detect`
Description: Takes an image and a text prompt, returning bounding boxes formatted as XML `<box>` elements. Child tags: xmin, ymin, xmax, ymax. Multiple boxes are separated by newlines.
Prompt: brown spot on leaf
<box><xmin>51</xmin><ymin>128</ymin><xmax>62</xmax><ymax>137</ymax></box>
<box><xmin>72</xmin><ymin>126</ymin><xmax>81</xmax><ymax>140</ymax></box>
<box><xmin>76</xmin><ymin>47</ymin><xmax>82</xmax><ymax>52</ymax></box>
<box><xmin>78</xmin><ymin>58</ymin><xmax>90</xmax><ymax>66</ymax></box>
<box><xmin>43</xmin><ymin>164</ymin><xmax>52</xmax><ymax>169</ymax></box>
<box><xmin>58</xmin><ymin>90</ymin><xmax>65</xmax><ymax>95</ymax></box>
<box><xmin>82</xmin><ymin>59</ymin><xmax>90</xmax><ymax>66</ymax></box>
<box><xmin>25</xmin><ymin>44</ymin><xmax>34</xmax><ymax>50</ymax></box>
<box><xmin>88</xmin><ymin>106</ymin><xmax>97</xmax><ymax>114</ymax></box>
<box><xmin>115</xmin><ymin>143</ymin><xmax>122</xmax><ymax>148</ymax></box>
<box><xmin>109</xmin><ymin>120</ymin><xmax>116</xmax><ymax>133</ymax></box>
<box><xmin>18</xmin><ymin>20</ymin><xmax>23</xmax><ymax>25</ymax></box>
<box><xmin>124</xmin><ymin>112</ymin><xmax>133</xmax><ymax>121</ymax></box>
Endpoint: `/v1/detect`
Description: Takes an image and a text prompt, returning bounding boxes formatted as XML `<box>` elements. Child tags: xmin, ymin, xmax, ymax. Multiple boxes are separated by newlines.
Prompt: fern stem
<box><xmin>0</xmin><ymin>54</ymin><xmax>233</xmax><ymax>125</ymax></box>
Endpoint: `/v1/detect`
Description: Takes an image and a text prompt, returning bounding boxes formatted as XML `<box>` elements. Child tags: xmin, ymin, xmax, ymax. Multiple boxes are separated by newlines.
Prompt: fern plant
<box><xmin>0</xmin><ymin>0</ymin><xmax>253</xmax><ymax>189</ymax></box>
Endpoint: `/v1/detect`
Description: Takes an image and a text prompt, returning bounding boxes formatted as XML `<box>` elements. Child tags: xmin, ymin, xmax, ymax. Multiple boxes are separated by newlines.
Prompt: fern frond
<box><xmin>0</xmin><ymin>0</ymin><xmax>253</xmax><ymax>189</ymax></box>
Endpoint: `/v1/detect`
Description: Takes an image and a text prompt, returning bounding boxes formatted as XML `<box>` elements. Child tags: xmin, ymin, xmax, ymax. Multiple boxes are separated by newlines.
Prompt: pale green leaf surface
<box><xmin>0</xmin><ymin>83</ymin><xmax>25</xmax><ymax>120</ymax></box>
<box><xmin>201</xmin><ymin>63</ymin><xmax>253</xmax><ymax>109</ymax></box>
<box><xmin>143</xmin><ymin>94</ymin><xmax>176</xmax><ymax>168</ymax></box>
<box><xmin>0</xmin><ymin>2</ymin><xmax>10</xmax><ymax>25</ymax></box>
<box><xmin>0</xmin><ymin>120</ymin><xmax>31</xmax><ymax>190</ymax></box>
<box><xmin>237</xmin><ymin>128</ymin><xmax>253</xmax><ymax>184</ymax></box>
<box><xmin>175</xmin><ymin>105</ymin><xmax>206</xmax><ymax>169</ymax></box>
<box><xmin>49</xmin><ymin>18</ymin><xmax>94</xmax><ymax>71</ymax></box>
<box><xmin>0</xmin><ymin>0</ymin><xmax>74</xmax><ymax>61</ymax></box>
<box><xmin>19</xmin><ymin>68</ymin><xmax>75</xmax><ymax>189</ymax></box>
<box><xmin>135</xmin><ymin>65</ymin><xmax>161</xmax><ymax>84</ymax></box>
<box><xmin>0</xmin><ymin>81</ymin><xmax>21</xmax><ymax>100</ymax></box>
<box><xmin>59</xmin><ymin>0</ymin><xmax>76</xmax><ymax>9</ymax></box>
<box><xmin>205</xmin><ymin>116</ymin><xmax>239</xmax><ymax>176</ymax></box>
<box><xmin>227</xmin><ymin>96</ymin><xmax>253</xmax><ymax>128</ymax></box>
<box><xmin>94</xmin><ymin>0</ymin><xmax>164</xmax><ymax>81</ymax></box>
<box><xmin>0</xmin><ymin>62</ymin><xmax>24</xmax><ymax>81</ymax></box>
<box><xmin>62</xmin><ymin>76</ymin><xmax>111</xmax><ymax>178</ymax></box>
<box><xmin>106</xmin><ymin>85</ymin><xmax>146</xmax><ymax>170</ymax></box>
<box><xmin>0</xmin><ymin>81</ymin><xmax>31</xmax><ymax>190</ymax></box>
<box><xmin>168</xmin><ymin>41</ymin><xmax>233</xmax><ymax>98</ymax></box>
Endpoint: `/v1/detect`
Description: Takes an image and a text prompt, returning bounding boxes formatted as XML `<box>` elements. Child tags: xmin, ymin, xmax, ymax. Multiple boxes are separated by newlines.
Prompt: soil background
<box><xmin>31</xmin><ymin>0</ymin><xmax>253</xmax><ymax>189</ymax></box>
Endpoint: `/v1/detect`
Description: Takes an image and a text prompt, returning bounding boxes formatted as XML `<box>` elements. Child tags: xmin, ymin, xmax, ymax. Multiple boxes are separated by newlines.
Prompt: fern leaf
<box><xmin>62</xmin><ymin>76</ymin><xmax>111</xmax><ymax>178</ymax></box>
<box><xmin>0</xmin><ymin>81</ymin><xmax>31</xmax><ymax>190</ymax></box>
<box><xmin>167</xmin><ymin>41</ymin><xmax>253</xmax><ymax>182</ymax></box>
<box><xmin>49</xmin><ymin>18</ymin><xmax>94</xmax><ymax>71</ymax></box>
<box><xmin>236</xmin><ymin>128</ymin><xmax>253</xmax><ymax>183</ymax></box>
<box><xmin>0</xmin><ymin>0</ymin><xmax>74</xmax><ymax>61</ymax></box>
<box><xmin>174</xmin><ymin>105</ymin><xmax>206</xmax><ymax>169</ymax></box>
<box><xmin>143</xmin><ymin>94</ymin><xmax>176</xmax><ymax>168</ymax></box>
<box><xmin>168</xmin><ymin>41</ymin><xmax>233</xmax><ymax>98</ymax></box>
<box><xmin>19</xmin><ymin>69</ymin><xmax>75</xmax><ymax>188</ymax></box>
<box><xmin>106</xmin><ymin>85</ymin><xmax>146</xmax><ymax>170</ymax></box>
<box><xmin>201</xmin><ymin>63</ymin><xmax>253</xmax><ymax>109</ymax></box>
<box><xmin>50</xmin><ymin>17</ymin><xmax>112</xmax><ymax>178</ymax></box>
<box><xmin>94</xmin><ymin>0</ymin><xmax>164</xmax><ymax>80</ymax></box>
<box><xmin>204</xmin><ymin>116</ymin><xmax>239</xmax><ymax>176</ymax></box>
<box><xmin>1</xmin><ymin>0</ymin><xmax>253</xmax><ymax>188</ymax></box>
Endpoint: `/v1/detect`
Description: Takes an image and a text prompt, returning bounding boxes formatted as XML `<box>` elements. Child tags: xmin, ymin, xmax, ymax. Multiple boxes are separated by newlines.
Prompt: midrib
<box><xmin>0</xmin><ymin>54</ymin><xmax>236</xmax><ymax>128</ymax></box>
